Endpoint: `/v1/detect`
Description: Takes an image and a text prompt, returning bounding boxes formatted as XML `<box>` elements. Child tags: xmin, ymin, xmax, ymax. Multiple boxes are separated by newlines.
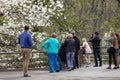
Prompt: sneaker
<box><xmin>106</xmin><ymin>66</ymin><xmax>111</xmax><ymax>69</ymax></box>
<box><xmin>24</xmin><ymin>74</ymin><xmax>31</xmax><ymax>77</ymax></box>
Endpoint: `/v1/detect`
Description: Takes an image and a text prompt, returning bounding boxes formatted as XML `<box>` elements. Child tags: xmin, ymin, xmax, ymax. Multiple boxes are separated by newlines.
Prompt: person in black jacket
<box><xmin>89</xmin><ymin>32</ymin><xmax>102</xmax><ymax>67</ymax></box>
<box><xmin>64</xmin><ymin>34</ymin><xmax>76</xmax><ymax>71</ymax></box>
<box><xmin>58</xmin><ymin>42</ymin><xmax>66</xmax><ymax>70</ymax></box>
<box><xmin>72</xmin><ymin>33</ymin><xmax>80</xmax><ymax>68</ymax></box>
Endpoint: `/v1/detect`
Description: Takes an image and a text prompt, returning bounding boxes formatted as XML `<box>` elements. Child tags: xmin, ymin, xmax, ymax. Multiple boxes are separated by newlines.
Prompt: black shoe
<box><xmin>56</xmin><ymin>70</ymin><xmax>60</xmax><ymax>72</ymax></box>
<box><xmin>106</xmin><ymin>66</ymin><xmax>111</xmax><ymax>69</ymax></box>
<box><xmin>99</xmin><ymin>64</ymin><xmax>102</xmax><ymax>67</ymax></box>
<box><xmin>24</xmin><ymin>74</ymin><xmax>31</xmax><ymax>77</ymax></box>
<box><xmin>76</xmin><ymin>66</ymin><xmax>79</xmax><ymax>68</ymax></box>
<box><xmin>113</xmin><ymin>66</ymin><xmax>119</xmax><ymax>69</ymax></box>
<box><xmin>93</xmin><ymin>65</ymin><xmax>98</xmax><ymax>67</ymax></box>
<box><xmin>71</xmin><ymin>67</ymin><xmax>74</xmax><ymax>70</ymax></box>
<box><xmin>67</xmin><ymin>68</ymin><xmax>72</xmax><ymax>71</ymax></box>
<box><xmin>68</xmin><ymin>69</ymin><xmax>71</xmax><ymax>71</ymax></box>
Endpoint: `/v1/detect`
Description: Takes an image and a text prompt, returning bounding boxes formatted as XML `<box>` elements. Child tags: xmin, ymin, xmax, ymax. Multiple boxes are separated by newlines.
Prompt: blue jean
<box><xmin>66</xmin><ymin>52</ymin><xmax>75</xmax><ymax>68</ymax></box>
<box><xmin>93</xmin><ymin>49</ymin><xmax>102</xmax><ymax>66</ymax></box>
<box><xmin>47</xmin><ymin>53</ymin><xmax>60</xmax><ymax>73</ymax></box>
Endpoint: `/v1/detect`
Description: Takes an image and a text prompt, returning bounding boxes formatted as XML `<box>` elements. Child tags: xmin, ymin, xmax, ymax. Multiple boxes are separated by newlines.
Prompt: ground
<box><xmin>0</xmin><ymin>65</ymin><xmax>120</xmax><ymax>80</ymax></box>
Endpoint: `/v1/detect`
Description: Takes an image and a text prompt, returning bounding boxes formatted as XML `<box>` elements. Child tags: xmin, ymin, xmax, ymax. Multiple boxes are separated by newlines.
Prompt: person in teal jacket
<box><xmin>40</xmin><ymin>33</ymin><xmax>60</xmax><ymax>73</ymax></box>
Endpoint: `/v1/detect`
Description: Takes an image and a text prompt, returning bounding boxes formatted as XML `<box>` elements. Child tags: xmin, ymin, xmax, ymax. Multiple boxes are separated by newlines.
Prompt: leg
<box><xmin>106</xmin><ymin>52</ymin><xmax>112</xmax><ymax>69</ymax></box>
<box><xmin>93</xmin><ymin>49</ymin><xmax>98</xmax><ymax>66</ymax></box>
<box><xmin>54</xmin><ymin>54</ymin><xmax>60</xmax><ymax>71</ymax></box>
<box><xmin>22</xmin><ymin>49</ymin><xmax>26</xmax><ymax>75</ymax></box>
<box><xmin>79</xmin><ymin>50</ymin><xmax>83</xmax><ymax>67</ymax></box>
<box><xmin>112</xmin><ymin>51</ymin><xmax>117</xmax><ymax>67</ymax></box>
<box><xmin>57</xmin><ymin>56</ymin><xmax>62</xmax><ymax>70</ymax></box>
<box><xmin>48</xmin><ymin>53</ymin><xmax>54</xmax><ymax>73</ymax></box>
<box><xmin>22</xmin><ymin>49</ymin><xmax>31</xmax><ymax>75</ymax></box>
<box><xmin>74</xmin><ymin>51</ymin><xmax>79</xmax><ymax>68</ymax></box>
<box><xmin>70</xmin><ymin>52</ymin><xmax>75</xmax><ymax>68</ymax></box>
<box><xmin>84</xmin><ymin>54</ymin><xmax>89</xmax><ymax>64</ymax></box>
<box><xmin>66</xmin><ymin>52</ymin><xmax>71</xmax><ymax>68</ymax></box>
<box><xmin>87</xmin><ymin>54</ymin><xmax>91</xmax><ymax>63</ymax></box>
<box><xmin>109</xmin><ymin>52</ymin><xmax>112</xmax><ymax>67</ymax></box>
<box><xmin>97</xmin><ymin>49</ymin><xmax>102</xmax><ymax>66</ymax></box>
<box><xmin>115</xmin><ymin>49</ymin><xmax>120</xmax><ymax>67</ymax></box>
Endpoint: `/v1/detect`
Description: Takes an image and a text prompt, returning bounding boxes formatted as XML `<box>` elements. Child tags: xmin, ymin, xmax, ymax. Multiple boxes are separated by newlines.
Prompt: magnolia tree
<box><xmin>0</xmin><ymin>0</ymin><xmax>64</xmax><ymax>52</ymax></box>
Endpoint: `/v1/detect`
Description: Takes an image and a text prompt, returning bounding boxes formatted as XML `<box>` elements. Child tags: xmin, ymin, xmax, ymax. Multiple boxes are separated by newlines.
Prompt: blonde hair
<box><xmin>82</xmin><ymin>38</ymin><xmax>87</xmax><ymax>42</ymax></box>
<box><xmin>110</xmin><ymin>31</ymin><xmax>116</xmax><ymax>38</ymax></box>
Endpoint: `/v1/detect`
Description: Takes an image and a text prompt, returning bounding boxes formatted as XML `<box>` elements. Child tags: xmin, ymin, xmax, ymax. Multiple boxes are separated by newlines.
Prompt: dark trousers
<box><xmin>93</xmin><ymin>49</ymin><xmax>102</xmax><ymax>66</ymax></box>
<box><xmin>74</xmin><ymin>51</ymin><xmax>79</xmax><ymax>68</ymax></box>
<box><xmin>108</xmin><ymin>52</ymin><xmax>117</xmax><ymax>67</ymax></box>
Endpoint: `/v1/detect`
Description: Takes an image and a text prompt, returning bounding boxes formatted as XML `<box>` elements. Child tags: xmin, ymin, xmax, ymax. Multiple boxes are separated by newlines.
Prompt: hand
<box><xmin>91</xmin><ymin>34</ymin><xmax>93</xmax><ymax>37</ymax></box>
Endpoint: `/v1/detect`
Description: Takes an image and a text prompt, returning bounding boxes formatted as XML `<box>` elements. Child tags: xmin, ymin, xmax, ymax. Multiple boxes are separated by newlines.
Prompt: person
<box><xmin>40</xmin><ymin>33</ymin><xmax>60</xmax><ymax>73</ymax></box>
<box><xmin>18</xmin><ymin>25</ymin><xmax>33</xmax><ymax>77</ymax></box>
<box><xmin>89</xmin><ymin>32</ymin><xmax>102</xmax><ymax>67</ymax></box>
<box><xmin>64</xmin><ymin>33</ymin><xmax>76</xmax><ymax>71</ymax></box>
<box><xmin>116</xmin><ymin>33</ymin><xmax>120</xmax><ymax>69</ymax></box>
<box><xmin>58</xmin><ymin>42</ymin><xmax>66</xmax><ymax>70</ymax></box>
<box><xmin>72</xmin><ymin>33</ymin><xmax>80</xmax><ymax>68</ymax></box>
<box><xmin>106</xmin><ymin>32</ymin><xmax>119</xmax><ymax>69</ymax></box>
<box><xmin>82</xmin><ymin>38</ymin><xmax>92</xmax><ymax>64</ymax></box>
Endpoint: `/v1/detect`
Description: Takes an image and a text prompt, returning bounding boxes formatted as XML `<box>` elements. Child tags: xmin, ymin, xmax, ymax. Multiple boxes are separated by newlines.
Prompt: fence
<box><xmin>0</xmin><ymin>52</ymin><xmax>49</xmax><ymax>71</ymax></box>
<box><xmin>0</xmin><ymin>47</ymin><xmax>109</xmax><ymax>71</ymax></box>
<box><xmin>79</xmin><ymin>46</ymin><xmax>109</xmax><ymax>67</ymax></box>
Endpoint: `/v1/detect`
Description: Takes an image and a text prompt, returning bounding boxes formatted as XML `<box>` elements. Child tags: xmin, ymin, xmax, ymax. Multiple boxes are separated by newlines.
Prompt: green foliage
<box><xmin>0</xmin><ymin>0</ymin><xmax>120</xmax><ymax>52</ymax></box>
<box><xmin>103</xmin><ymin>9</ymin><xmax>120</xmax><ymax>33</ymax></box>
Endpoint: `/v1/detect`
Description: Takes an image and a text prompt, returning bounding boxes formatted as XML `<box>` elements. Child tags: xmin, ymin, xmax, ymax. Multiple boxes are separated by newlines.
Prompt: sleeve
<box><xmin>40</xmin><ymin>39</ymin><xmax>49</xmax><ymax>50</ymax></box>
<box><xmin>28</xmin><ymin>34</ymin><xmax>33</xmax><ymax>46</ymax></box>
<box><xmin>58</xmin><ymin>40</ymin><xmax>60</xmax><ymax>48</ymax></box>
<box><xmin>82</xmin><ymin>42</ymin><xmax>86</xmax><ymax>48</ymax></box>
<box><xmin>89</xmin><ymin>37</ymin><xmax>93</xmax><ymax>42</ymax></box>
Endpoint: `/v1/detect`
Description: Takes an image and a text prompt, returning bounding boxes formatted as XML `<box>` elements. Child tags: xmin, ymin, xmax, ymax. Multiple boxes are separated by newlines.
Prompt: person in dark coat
<box><xmin>64</xmin><ymin>34</ymin><xmax>76</xmax><ymax>71</ymax></box>
<box><xmin>72</xmin><ymin>33</ymin><xmax>80</xmax><ymax>68</ymax></box>
<box><xmin>58</xmin><ymin>42</ymin><xmax>66</xmax><ymax>70</ymax></box>
<box><xmin>89</xmin><ymin>32</ymin><xmax>102</xmax><ymax>67</ymax></box>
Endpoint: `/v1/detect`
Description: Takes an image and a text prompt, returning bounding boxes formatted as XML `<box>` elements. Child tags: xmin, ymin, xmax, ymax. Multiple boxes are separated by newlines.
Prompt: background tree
<box><xmin>0</xmin><ymin>0</ymin><xmax>120</xmax><ymax>52</ymax></box>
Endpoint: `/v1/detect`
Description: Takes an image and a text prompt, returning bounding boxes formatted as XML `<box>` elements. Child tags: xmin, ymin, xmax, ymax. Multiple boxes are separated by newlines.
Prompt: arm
<box><xmin>89</xmin><ymin>37</ymin><xmax>94</xmax><ymax>42</ymax></box>
<box><xmin>40</xmin><ymin>39</ymin><xmax>49</xmax><ymax>50</ymax></box>
<box><xmin>104</xmin><ymin>37</ymin><xmax>111</xmax><ymax>42</ymax></box>
<box><xmin>82</xmin><ymin>42</ymin><xmax>86</xmax><ymax>48</ymax></box>
<box><xmin>28</xmin><ymin>34</ymin><xmax>33</xmax><ymax>46</ymax></box>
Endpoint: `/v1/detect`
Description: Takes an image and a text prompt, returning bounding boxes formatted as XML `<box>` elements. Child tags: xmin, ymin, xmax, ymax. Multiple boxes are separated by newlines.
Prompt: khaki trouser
<box><xmin>21</xmin><ymin>48</ymin><xmax>32</xmax><ymax>75</ymax></box>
